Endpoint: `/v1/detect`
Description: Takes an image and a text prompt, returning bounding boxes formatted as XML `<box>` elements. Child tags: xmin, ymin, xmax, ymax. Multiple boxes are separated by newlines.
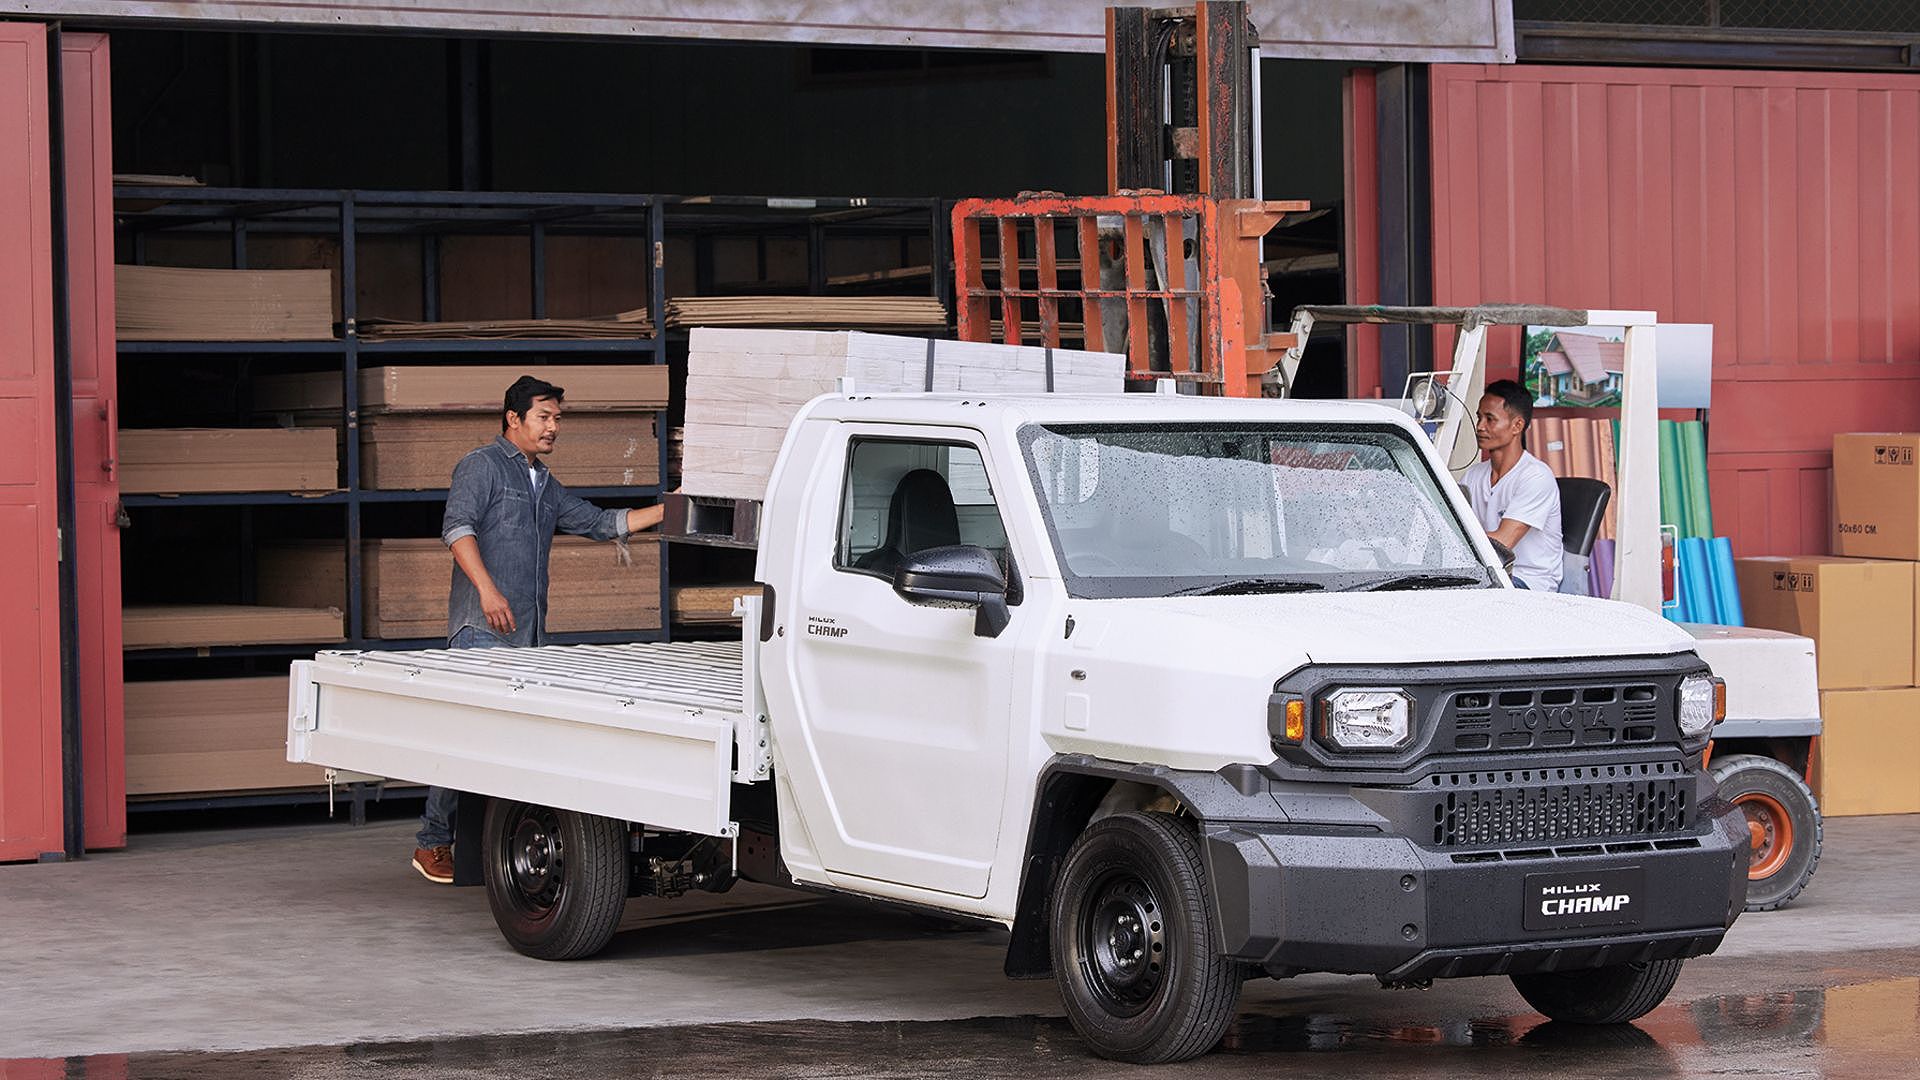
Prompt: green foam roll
<box><xmin>1657</xmin><ymin>419</ymin><xmax>1685</xmax><ymax>532</ymax></box>
<box><xmin>1680</xmin><ymin>421</ymin><xmax>1714</xmax><ymax>540</ymax></box>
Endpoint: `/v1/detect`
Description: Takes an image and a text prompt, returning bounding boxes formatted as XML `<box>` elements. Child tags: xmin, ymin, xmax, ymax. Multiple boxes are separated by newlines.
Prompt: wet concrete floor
<box><xmin>3</xmin><ymin>815</ymin><xmax>1917</xmax><ymax>1078</ymax></box>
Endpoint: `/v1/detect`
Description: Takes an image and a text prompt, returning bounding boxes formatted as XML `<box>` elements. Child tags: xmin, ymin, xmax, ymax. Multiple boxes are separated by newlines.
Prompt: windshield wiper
<box><xmin>1169</xmin><ymin>578</ymin><xmax>1328</xmax><ymax>597</ymax></box>
<box><xmin>1357</xmin><ymin>573</ymin><xmax>1487</xmax><ymax>592</ymax></box>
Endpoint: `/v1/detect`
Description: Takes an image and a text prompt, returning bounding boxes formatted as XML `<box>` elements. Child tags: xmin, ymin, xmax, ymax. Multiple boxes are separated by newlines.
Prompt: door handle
<box><xmin>100</xmin><ymin>398</ymin><xmax>117</xmax><ymax>481</ymax></box>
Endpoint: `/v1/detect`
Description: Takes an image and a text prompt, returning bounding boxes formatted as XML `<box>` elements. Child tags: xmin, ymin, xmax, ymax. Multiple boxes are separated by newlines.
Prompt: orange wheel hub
<box><xmin>1734</xmin><ymin>792</ymin><xmax>1794</xmax><ymax>880</ymax></box>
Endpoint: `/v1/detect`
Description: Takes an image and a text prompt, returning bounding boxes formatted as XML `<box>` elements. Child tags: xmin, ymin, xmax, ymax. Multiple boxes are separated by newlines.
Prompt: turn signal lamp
<box><xmin>1283</xmin><ymin>699</ymin><xmax>1306</xmax><ymax>743</ymax></box>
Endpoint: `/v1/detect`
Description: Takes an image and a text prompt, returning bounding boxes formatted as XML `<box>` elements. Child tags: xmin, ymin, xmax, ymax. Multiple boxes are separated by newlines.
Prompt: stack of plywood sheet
<box><xmin>122</xmin><ymin>605</ymin><xmax>344</xmax><ymax>649</ymax></box>
<box><xmin>358</xmin><ymin>310</ymin><xmax>652</xmax><ymax>339</ymax></box>
<box><xmin>115</xmin><ymin>265</ymin><xmax>335</xmax><ymax>340</ymax></box>
<box><xmin>670</xmin><ymin>584</ymin><xmax>762</xmax><ymax>625</ymax></box>
<box><xmin>359</xmin><ymin>413</ymin><xmax>659</xmax><ymax>489</ymax></box>
<box><xmin>681</xmin><ymin>328</ymin><xmax>1125</xmax><ymax>500</ymax></box>
<box><xmin>125</xmin><ymin>675</ymin><xmax>327</xmax><ymax>795</ymax></box>
<box><xmin>119</xmin><ymin>428</ymin><xmax>339</xmax><ymax>494</ymax></box>
<box><xmin>258</xmin><ymin>536</ymin><xmax>660</xmax><ymax>639</ymax></box>
<box><xmin>252</xmin><ymin>364</ymin><xmax>667</xmax><ymax>490</ymax></box>
<box><xmin>666</xmin><ymin>295</ymin><xmax>946</xmax><ymax>331</ymax></box>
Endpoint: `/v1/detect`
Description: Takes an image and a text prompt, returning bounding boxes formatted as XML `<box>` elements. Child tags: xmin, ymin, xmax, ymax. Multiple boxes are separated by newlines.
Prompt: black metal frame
<box><xmin>661</xmin><ymin>194</ymin><xmax>950</xmax><ymax>311</ymax></box>
<box><xmin>114</xmin><ymin>185</ymin><xmax>673</xmax><ymax>667</ymax></box>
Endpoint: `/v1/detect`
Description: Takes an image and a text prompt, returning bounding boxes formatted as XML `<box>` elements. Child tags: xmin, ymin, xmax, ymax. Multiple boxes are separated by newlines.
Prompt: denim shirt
<box><xmin>441</xmin><ymin>436</ymin><xmax>625</xmax><ymax>645</ymax></box>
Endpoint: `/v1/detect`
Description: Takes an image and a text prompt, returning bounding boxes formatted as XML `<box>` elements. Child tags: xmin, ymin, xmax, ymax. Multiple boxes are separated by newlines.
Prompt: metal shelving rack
<box><xmin>661</xmin><ymin>194</ymin><xmax>951</xmax><ymax>310</ymax></box>
<box><xmin>114</xmin><ymin>186</ymin><xmax>672</xmax><ymax>659</ymax></box>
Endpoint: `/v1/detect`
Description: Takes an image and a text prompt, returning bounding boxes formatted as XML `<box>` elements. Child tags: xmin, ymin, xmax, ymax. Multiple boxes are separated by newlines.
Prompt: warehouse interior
<box><xmin>75</xmin><ymin>24</ymin><xmax>1351</xmax><ymax>821</ymax></box>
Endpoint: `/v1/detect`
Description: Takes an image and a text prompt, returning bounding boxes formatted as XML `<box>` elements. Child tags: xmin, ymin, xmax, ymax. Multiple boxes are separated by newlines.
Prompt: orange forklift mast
<box><xmin>952</xmin><ymin>2</ymin><xmax>1305</xmax><ymax>396</ymax></box>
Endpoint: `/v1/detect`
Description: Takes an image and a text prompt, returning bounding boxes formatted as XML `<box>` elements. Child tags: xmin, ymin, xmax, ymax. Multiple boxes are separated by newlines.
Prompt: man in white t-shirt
<box><xmin>1463</xmin><ymin>378</ymin><xmax>1563</xmax><ymax>591</ymax></box>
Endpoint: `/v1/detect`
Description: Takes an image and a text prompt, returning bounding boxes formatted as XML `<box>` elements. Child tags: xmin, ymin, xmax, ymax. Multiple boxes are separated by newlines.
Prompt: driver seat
<box><xmin>854</xmin><ymin>468</ymin><xmax>962</xmax><ymax>578</ymax></box>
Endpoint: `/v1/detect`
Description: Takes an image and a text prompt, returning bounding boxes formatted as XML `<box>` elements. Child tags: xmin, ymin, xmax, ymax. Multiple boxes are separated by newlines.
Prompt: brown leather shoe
<box><xmin>411</xmin><ymin>845</ymin><xmax>454</xmax><ymax>884</ymax></box>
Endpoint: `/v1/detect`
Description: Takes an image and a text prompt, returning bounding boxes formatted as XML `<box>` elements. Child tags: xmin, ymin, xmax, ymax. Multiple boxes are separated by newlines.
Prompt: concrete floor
<box><xmin>2</xmin><ymin>814</ymin><xmax>1916</xmax><ymax>1077</ymax></box>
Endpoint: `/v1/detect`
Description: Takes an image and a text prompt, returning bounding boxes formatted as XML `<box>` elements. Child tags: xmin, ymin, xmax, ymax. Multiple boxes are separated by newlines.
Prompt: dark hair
<box><xmin>1483</xmin><ymin>378</ymin><xmax>1533</xmax><ymax>432</ymax></box>
<box><xmin>502</xmin><ymin>375</ymin><xmax>565</xmax><ymax>433</ymax></box>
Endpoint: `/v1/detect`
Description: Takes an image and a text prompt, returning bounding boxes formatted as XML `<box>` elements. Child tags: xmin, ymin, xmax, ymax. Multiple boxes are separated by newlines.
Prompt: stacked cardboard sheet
<box><xmin>123</xmin><ymin>605</ymin><xmax>344</xmax><ymax>649</ymax></box>
<box><xmin>666</xmin><ymin>295</ymin><xmax>947</xmax><ymax>331</ymax></box>
<box><xmin>359</xmin><ymin>310</ymin><xmax>653</xmax><ymax>340</ymax></box>
<box><xmin>682</xmin><ymin>328</ymin><xmax>1124</xmax><ymax>500</ymax></box>
<box><xmin>125</xmin><ymin>675</ymin><xmax>327</xmax><ymax>795</ymax></box>
<box><xmin>258</xmin><ymin>536</ymin><xmax>660</xmax><ymax>639</ymax></box>
<box><xmin>254</xmin><ymin>364</ymin><xmax>669</xmax><ymax>414</ymax></box>
<box><xmin>120</xmin><ymin>427</ymin><xmax>339</xmax><ymax>494</ymax></box>
<box><xmin>116</xmin><ymin>265</ymin><xmax>335</xmax><ymax>341</ymax></box>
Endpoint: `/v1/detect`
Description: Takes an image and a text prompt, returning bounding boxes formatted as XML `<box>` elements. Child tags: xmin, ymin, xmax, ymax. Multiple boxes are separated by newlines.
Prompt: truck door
<box><xmin>768</xmin><ymin>426</ymin><xmax>1024</xmax><ymax>898</ymax></box>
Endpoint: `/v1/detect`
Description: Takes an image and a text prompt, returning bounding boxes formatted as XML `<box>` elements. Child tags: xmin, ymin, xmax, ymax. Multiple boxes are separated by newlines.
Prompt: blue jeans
<box><xmin>415</xmin><ymin>625</ymin><xmax>510</xmax><ymax>848</ymax></box>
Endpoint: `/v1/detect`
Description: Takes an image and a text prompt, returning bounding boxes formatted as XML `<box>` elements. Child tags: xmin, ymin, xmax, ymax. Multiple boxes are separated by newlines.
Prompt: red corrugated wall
<box><xmin>1429</xmin><ymin>63</ymin><xmax>1920</xmax><ymax>557</ymax></box>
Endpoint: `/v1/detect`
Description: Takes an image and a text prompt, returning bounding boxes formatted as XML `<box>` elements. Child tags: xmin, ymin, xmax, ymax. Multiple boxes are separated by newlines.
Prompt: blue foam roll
<box><xmin>1679</xmin><ymin>538</ymin><xmax>1714</xmax><ymax>626</ymax></box>
<box><xmin>1709</xmin><ymin>536</ymin><xmax>1743</xmax><ymax>627</ymax></box>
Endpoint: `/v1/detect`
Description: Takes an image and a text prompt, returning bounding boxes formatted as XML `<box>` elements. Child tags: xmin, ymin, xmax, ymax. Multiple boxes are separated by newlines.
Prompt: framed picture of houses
<box><xmin>1523</xmin><ymin>323</ymin><xmax>1713</xmax><ymax>409</ymax></box>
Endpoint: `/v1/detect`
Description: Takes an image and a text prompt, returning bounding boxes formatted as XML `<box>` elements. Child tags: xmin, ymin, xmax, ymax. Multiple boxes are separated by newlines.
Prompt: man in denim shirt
<box><xmin>410</xmin><ymin>374</ymin><xmax>663</xmax><ymax>884</ymax></box>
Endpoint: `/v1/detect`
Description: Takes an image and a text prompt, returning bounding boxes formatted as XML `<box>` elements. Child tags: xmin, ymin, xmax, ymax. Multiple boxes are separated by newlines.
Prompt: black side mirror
<box><xmin>893</xmin><ymin>544</ymin><xmax>1011</xmax><ymax>638</ymax></box>
<box><xmin>1489</xmin><ymin>538</ymin><xmax>1518</xmax><ymax>573</ymax></box>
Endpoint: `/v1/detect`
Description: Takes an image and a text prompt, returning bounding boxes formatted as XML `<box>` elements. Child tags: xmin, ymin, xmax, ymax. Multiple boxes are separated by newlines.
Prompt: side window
<box><xmin>837</xmin><ymin>438</ymin><xmax>1010</xmax><ymax>578</ymax></box>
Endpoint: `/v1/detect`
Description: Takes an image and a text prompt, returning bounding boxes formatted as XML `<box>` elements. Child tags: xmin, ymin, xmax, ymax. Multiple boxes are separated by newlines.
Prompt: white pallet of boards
<box><xmin>681</xmin><ymin>328</ymin><xmax>1125</xmax><ymax>501</ymax></box>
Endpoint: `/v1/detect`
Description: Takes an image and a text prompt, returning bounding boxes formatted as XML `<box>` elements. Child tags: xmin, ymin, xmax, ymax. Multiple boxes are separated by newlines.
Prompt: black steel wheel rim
<box><xmin>498</xmin><ymin>804</ymin><xmax>566</xmax><ymax>919</ymax></box>
<box><xmin>1077</xmin><ymin>868</ymin><xmax>1168</xmax><ymax>1017</ymax></box>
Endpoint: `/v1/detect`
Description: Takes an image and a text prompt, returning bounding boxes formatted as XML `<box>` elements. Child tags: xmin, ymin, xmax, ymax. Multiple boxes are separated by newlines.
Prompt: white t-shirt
<box><xmin>1463</xmin><ymin>451</ymin><xmax>1563</xmax><ymax>592</ymax></box>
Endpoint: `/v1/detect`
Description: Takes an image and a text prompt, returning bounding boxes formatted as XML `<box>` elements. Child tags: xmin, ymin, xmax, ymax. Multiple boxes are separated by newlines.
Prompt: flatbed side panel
<box><xmin>287</xmin><ymin>658</ymin><xmax>736</xmax><ymax>837</ymax></box>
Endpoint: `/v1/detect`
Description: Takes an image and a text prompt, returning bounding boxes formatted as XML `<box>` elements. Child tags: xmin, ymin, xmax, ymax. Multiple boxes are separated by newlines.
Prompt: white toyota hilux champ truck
<box><xmin>289</xmin><ymin>392</ymin><xmax>1748</xmax><ymax>1064</ymax></box>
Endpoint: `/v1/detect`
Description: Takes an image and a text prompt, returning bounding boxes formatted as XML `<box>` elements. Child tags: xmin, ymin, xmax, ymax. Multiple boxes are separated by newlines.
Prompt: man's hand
<box><xmin>480</xmin><ymin>585</ymin><xmax>516</xmax><ymax>635</ymax></box>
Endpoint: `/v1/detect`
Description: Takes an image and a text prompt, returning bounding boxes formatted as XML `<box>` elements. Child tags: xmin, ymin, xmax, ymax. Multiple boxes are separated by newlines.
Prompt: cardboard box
<box><xmin>1833</xmin><ymin>433</ymin><xmax>1920</xmax><ymax>560</ymax></box>
<box><xmin>1734</xmin><ymin>557</ymin><xmax>1915</xmax><ymax>690</ymax></box>
<box><xmin>1815</xmin><ymin>689</ymin><xmax>1920</xmax><ymax>816</ymax></box>
<box><xmin>257</xmin><ymin>536</ymin><xmax>661</xmax><ymax>639</ymax></box>
<box><xmin>120</xmin><ymin>427</ymin><xmax>339</xmax><ymax>494</ymax></box>
<box><xmin>125</xmin><ymin>676</ymin><xmax>327</xmax><ymax>795</ymax></box>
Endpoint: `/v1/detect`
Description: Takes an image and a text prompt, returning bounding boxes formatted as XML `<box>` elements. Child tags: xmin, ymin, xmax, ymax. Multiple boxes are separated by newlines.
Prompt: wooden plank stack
<box><xmin>359</xmin><ymin>309</ymin><xmax>653</xmax><ymax>339</ymax></box>
<box><xmin>666</xmin><ymin>295</ymin><xmax>947</xmax><ymax>332</ymax></box>
<box><xmin>253</xmin><ymin>364</ymin><xmax>667</xmax><ymax>490</ymax></box>
<box><xmin>116</xmin><ymin>265</ymin><xmax>336</xmax><ymax>341</ymax></box>
<box><xmin>257</xmin><ymin>536</ymin><xmax>661</xmax><ymax>638</ymax></box>
<box><xmin>123</xmin><ymin>605</ymin><xmax>344</xmax><ymax>649</ymax></box>
<box><xmin>670</xmin><ymin>584</ymin><xmax>762</xmax><ymax>625</ymax></box>
<box><xmin>119</xmin><ymin>428</ymin><xmax>339</xmax><ymax>494</ymax></box>
<box><xmin>682</xmin><ymin>328</ymin><xmax>1125</xmax><ymax>500</ymax></box>
<box><xmin>125</xmin><ymin>675</ymin><xmax>328</xmax><ymax>795</ymax></box>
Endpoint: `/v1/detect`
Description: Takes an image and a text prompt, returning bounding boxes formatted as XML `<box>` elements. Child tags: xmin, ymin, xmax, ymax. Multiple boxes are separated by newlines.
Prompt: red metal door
<box><xmin>0</xmin><ymin>21</ymin><xmax>67</xmax><ymax>863</ymax></box>
<box><xmin>1427</xmin><ymin>63</ymin><xmax>1920</xmax><ymax>557</ymax></box>
<box><xmin>63</xmin><ymin>32</ymin><xmax>123</xmax><ymax>851</ymax></box>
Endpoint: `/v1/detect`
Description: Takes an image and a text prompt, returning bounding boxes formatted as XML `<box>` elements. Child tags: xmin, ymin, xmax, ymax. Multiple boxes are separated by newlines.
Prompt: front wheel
<box><xmin>1050</xmin><ymin>812</ymin><xmax>1241</xmax><ymax>1064</ymax></box>
<box><xmin>482</xmin><ymin>800</ymin><xmax>628</xmax><ymax>960</ymax></box>
<box><xmin>1511</xmin><ymin>958</ymin><xmax>1684</xmax><ymax>1024</ymax></box>
<box><xmin>1709</xmin><ymin>753</ymin><xmax>1822</xmax><ymax>911</ymax></box>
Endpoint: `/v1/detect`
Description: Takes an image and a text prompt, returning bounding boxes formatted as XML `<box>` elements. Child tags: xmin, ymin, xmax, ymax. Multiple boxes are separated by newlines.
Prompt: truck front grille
<box><xmin>1427</xmin><ymin>761</ymin><xmax>1690</xmax><ymax>848</ymax></box>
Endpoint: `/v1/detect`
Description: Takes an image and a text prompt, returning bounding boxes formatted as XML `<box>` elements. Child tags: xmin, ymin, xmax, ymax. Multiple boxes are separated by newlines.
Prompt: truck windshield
<box><xmin>1019</xmin><ymin>423</ymin><xmax>1491</xmax><ymax>599</ymax></box>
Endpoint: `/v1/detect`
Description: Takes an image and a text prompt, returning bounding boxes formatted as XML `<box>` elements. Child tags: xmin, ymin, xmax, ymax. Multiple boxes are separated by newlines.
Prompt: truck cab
<box><xmin>290</xmin><ymin>390</ymin><xmax>1748</xmax><ymax>1064</ymax></box>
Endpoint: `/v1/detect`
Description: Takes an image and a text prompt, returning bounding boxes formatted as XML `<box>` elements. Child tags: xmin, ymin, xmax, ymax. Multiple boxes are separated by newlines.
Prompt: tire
<box><xmin>1709</xmin><ymin>753</ymin><xmax>1823</xmax><ymax>912</ymax></box>
<box><xmin>1511</xmin><ymin>958</ymin><xmax>1685</xmax><ymax>1025</ymax></box>
<box><xmin>482</xmin><ymin>800</ymin><xmax>628</xmax><ymax>960</ymax></box>
<box><xmin>1049</xmin><ymin>812</ymin><xmax>1241</xmax><ymax>1064</ymax></box>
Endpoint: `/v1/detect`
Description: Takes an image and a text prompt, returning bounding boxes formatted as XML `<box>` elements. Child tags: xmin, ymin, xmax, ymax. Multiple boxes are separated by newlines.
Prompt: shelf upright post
<box><xmin>930</xmin><ymin>198</ymin><xmax>952</xmax><ymax>316</ymax></box>
<box><xmin>530</xmin><ymin>221</ymin><xmax>547</xmax><ymax>319</ymax></box>
<box><xmin>341</xmin><ymin>192</ymin><xmax>365</xmax><ymax>644</ymax></box>
<box><xmin>651</xmin><ymin>196</ymin><xmax>671</xmax><ymax>644</ymax></box>
<box><xmin>423</xmin><ymin>234</ymin><xmax>440</xmax><ymax>322</ymax></box>
<box><xmin>808</xmin><ymin>216</ymin><xmax>826</xmax><ymax>296</ymax></box>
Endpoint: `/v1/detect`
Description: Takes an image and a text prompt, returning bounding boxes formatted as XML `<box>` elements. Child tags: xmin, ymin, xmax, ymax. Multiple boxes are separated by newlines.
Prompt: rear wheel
<box><xmin>1511</xmin><ymin>958</ymin><xmax>1685</xmax><ymax>1025</ymax></box>
<box><xmin>1050</xmin><ymin>812</ymin><xmax>1241</xmax><ymax>1064</ymax></box>
<box><xmin>482</xmin><ymin>800</ymin><xmax>628</xmax><ymax>960</ymax></box>
<box><xmin>1709</xmin><ymin>753</ymin><xmax>1822</xmax><ymax>912</ymax></box>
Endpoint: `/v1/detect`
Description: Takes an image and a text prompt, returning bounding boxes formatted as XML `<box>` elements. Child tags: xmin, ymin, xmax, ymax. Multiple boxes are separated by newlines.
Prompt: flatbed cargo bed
<box><xmin>288</xmin><ymin>639</ymin><xmax>758</xmax><ymax>838</ymax></box>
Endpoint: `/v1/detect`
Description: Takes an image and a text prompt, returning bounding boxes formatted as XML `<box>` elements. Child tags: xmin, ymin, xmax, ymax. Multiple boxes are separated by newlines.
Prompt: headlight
<box><xmin>1321</xmin><ymin>689</ymin><xmax>1414</xmax><ymax>750</ymax></box>
<box><xmin>1679</xmin><ymin>674</ymin><xmax>1724</xmax><ymax>738</ymax></box>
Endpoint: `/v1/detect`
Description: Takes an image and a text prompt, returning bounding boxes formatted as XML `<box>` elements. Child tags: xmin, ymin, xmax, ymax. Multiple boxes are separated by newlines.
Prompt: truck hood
<box><xmin>1086</xmin><ymin>587</ymin><xmax>1694</xmax><ymax>668</ymax></box>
